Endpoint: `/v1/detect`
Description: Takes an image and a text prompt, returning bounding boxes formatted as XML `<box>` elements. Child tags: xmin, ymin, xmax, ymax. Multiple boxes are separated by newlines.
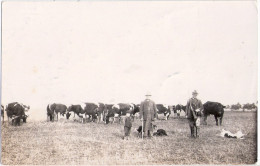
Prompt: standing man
<box><xmin>140</xmin><ymin>92</ymin><xmax>157</xmax><ymax>138</ymax></box>
<box><xmin>185</xmin><ymin>90</ymin><xmax>203</xmax><ymax>138</ymax></box>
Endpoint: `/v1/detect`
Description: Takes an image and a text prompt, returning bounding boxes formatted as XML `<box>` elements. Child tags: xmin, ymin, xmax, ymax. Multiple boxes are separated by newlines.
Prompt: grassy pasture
<box><xmin>1</xmin><ymin>111</ymin><xmax>257</xmax><ymax>165</ymax></box>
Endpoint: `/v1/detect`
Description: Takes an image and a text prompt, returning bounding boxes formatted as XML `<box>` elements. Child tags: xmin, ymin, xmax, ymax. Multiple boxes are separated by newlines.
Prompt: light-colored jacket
<box><xmin>140</xmin><ymin>99</ymin><xmax>157</xmax><ymax>121</ymax></box>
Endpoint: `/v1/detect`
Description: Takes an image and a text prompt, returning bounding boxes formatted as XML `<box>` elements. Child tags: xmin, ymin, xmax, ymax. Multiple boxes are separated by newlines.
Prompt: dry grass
<box><xmin>1</xmin><ymin>111</ymin><xmax>257</xmax><ymax>165</ymax></box>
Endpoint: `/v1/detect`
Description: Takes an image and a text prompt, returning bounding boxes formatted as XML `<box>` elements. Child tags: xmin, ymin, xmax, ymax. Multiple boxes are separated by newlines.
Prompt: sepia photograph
<box><xmin>1</xmin><ymin>1</ymin><xmax>258</xmax><ymax>165</ymax></box>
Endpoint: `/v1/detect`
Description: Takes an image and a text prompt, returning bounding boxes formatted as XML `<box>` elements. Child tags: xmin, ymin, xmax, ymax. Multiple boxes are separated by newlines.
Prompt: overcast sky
<box><xmin>1</xmin><ymin>1</ymin><xmax>257</xmax><ymax>119</ymax></box>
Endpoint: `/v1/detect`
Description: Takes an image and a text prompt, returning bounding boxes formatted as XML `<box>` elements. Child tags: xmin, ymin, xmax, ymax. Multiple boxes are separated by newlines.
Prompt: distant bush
<box><xmin>243</xmin><ymin>103</ymin><xmax>257</xmax><ymax>110</ymax></box>
<box><xmin>231</xmin><ymin>103</ymin><xmax>242</xmax><ymax>110</ymax></box>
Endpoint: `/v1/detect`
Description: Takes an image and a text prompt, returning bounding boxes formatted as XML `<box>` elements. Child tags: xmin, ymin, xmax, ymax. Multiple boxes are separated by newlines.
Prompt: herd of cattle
<box><xmin>1</xmin><ymin>101</ymin><xmax>226</xmax><ymax>126</ymax></box>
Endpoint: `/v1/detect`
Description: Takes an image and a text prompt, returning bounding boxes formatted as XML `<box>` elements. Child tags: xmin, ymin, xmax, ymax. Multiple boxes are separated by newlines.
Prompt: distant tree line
<box><xmin>225</xmin><ymin>102</ymin><xmax>257</xmax><ymax>111</ymax></box>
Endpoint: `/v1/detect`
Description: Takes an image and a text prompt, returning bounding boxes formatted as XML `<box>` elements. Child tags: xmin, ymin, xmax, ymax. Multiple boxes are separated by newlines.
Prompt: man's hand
<box><xmin>140</xmin><ymin>118</ymin><xmax>143</xmax><ymax>121</ymax></box>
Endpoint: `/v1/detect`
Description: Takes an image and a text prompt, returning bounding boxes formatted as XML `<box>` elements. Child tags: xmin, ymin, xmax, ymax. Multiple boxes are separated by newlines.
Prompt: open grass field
<box><xmin>1</xmin><ymin>111</ymin><xmax>257</xmax><ymax>165</ymax></box>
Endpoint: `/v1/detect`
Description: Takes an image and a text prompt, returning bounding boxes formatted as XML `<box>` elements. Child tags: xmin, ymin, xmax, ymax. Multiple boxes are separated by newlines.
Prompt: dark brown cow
<box><xmin>203</xmin><ymin>101</ymin><xmax>225</xmax><ymax>126</ymax></box>
<box><xmin>47</xmin><ymin>103</ymin><xmax>67</xmax><ymax>122</ymax></box>
<box><xmin>5</xmin><ymin>102</ymin><xmax>30</xmax><ymax>126</ymax></box>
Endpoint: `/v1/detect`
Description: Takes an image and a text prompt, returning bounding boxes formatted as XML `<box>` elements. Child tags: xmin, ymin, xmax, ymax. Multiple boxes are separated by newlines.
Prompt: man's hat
<box><xmin>192</xmin><ymin>90</ymin><xmax>198</xmax><ymax>95</ymax></box>
<box><xmin>145</xmin><ymin>91</ymin><xmax>152</xmax><ymax>96</ymax></box>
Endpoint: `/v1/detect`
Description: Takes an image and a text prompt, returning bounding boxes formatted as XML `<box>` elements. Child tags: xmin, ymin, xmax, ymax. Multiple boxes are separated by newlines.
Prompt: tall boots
<box><xmin>196</xmin><ymin>127</ymin><xmax>200</xmax><ymax>138</ymax></box>
<box><xmin>190</xmin><ymin>126</ymin><xmax>195</xmax><ymax>138</ymax></box>
<box><xmin>190</xmin><ymin>126</ymin><xmax>200</xmax><ymax>138</ymax></box>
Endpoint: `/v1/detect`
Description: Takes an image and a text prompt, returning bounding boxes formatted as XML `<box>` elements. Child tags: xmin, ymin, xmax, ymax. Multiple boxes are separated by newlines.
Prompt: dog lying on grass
<box><xmin>136</xmin><ymin>125</ymin><xmax>157</xmax><ymax>138</ymax></box>
<box><xmin>136</xmin><ymin>125</ymin><xmax>168</xmax><ymax>137</ymax></box>
<box><xmin>153</xmin><ymin>129</ymin><xmax>167</xmax><ymax>136</ymax></box>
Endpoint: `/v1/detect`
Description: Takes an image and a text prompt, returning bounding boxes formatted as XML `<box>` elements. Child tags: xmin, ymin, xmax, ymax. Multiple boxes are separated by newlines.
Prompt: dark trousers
<box><xmin>188</xmin><ymin>118</ymin><xmax>200</xmax><ymax>137</ymax></box>
<box><xmin>124</xmin><ymin>126</ymin><xmax>131</xmax><ymax>137</ymax></box>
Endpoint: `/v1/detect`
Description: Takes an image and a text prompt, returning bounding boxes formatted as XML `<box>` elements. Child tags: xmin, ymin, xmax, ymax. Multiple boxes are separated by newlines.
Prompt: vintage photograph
<box><xmin>1</xmin><ymin>1</ymin><xmax>257</xmax><ymax>165</ymax></box>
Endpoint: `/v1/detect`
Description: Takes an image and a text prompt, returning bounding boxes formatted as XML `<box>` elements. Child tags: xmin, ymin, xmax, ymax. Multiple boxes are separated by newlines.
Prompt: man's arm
<box><xmin>153</xmin><ymin>102</ymin><xmax>157</xmax><ymax>119</ymax></box>
<box><xmin>199</xmin><ymin>100</ymin><xmax>203</xmax><ymax>110</ymax></box>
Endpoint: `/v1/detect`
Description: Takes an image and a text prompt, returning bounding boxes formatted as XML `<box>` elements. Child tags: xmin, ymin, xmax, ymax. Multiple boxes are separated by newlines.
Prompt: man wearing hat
<box><xmin>140</xmin><ymin>92</ymin><xmax>157</xmax><ymax>138</ymax></box>
<box><xmin>185</xmin><ymin>90</ymin><xmax>203</xmax><ymax>138</ymax></box>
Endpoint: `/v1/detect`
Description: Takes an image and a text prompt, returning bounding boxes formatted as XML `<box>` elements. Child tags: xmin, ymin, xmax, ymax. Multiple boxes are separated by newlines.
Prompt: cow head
<box><xmin>217</xmin><ymin>104</ymin><xmax>225</xmax><ymax>113</ymax></box>
<box><xmin>66</xmin><ymin>112</ymin><xmax>71</xmax><ymax>119</ymax></box>
<box><xmin>67</xmin><ymin>106</ymin><xmax>73</xmax><ymax>113</ymax></box>
<box><xmin>23</xmin><ymin>105</ymin><xmax>30</xmax><ymax>112</ymax></box>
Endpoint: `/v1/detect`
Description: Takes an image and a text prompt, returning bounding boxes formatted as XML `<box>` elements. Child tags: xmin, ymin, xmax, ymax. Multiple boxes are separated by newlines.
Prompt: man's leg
<box><xmin>143</xmin><ymin>120</ymin><xmax>149</xmax><ymax>137</ymax></box>
<box><xmin>124</xmin><ymin>126</ymin><xmax>128</xmax><ymax>139</ymax></box>
<box><xmin>148</xmin><ymin>122</ymin><xmax>154</xmax><ymax>138</ymax></box>
<box><xmin>188</xmin><ymin>119</ymin><xmax>195</xmax><ymax>138</ymax></box>
<box><xmin>196</xmin><ymin>126</ymin><xmax>200</xmax><ymax>138</ymax></box>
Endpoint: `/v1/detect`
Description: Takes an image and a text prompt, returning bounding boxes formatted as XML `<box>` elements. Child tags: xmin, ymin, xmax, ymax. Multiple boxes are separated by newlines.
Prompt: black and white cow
<box><xmin>156</xmin><ymin>104</ymin><xmax>171</xmax><ymax>120</ymax></box>
<box><xmin>203</xmin><ymin>101</ymin><xmax>225</xmax><ymax>126</ymax></box>
<box><xmin>67</xmin><ymin>103</ymin><xmax>106</xmax><ymax>123</ymax></box>
<box><xmin>5</xmin><ymin>102</ymin><xmax>30</xmax><ymax>126</ymax></box>
<box><xmin>67</xmin><ymin>104</ymin><xmax>85</xmax><ymax>122</ymax></box>
<box><xmin>47</xmin><ymin>103</ymin><xmax>67</xmax><ymax>122</ymax></box>
<box><xmin>106</xmin><ymin>103</ymin><xmax>135</xmax><ymax>124</ymax></box>
<box><xmin>131</xmin><ymin>104</ymin><xmax>140</xmax><ymax>121</ymax></box>
<box><xmin>175</xmin><ymin>104</ymin><xmax>186</xmax><ymax>118</ymax></box>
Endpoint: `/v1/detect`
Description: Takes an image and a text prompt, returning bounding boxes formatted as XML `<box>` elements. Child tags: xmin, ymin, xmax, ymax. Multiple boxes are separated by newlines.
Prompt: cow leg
<box><xmin>214</xmin><ymin>115</ymin><xmax>218</xmax><ymax>126</ymax></box>
<box><xmin>17</xmin><ymin>117</ymin><xmax>20</xmax><ymax>126</ymax></box>
<box><xmin>23</xmin><ymin>117</ymin><xmax>26</xmax><ymax>123</ymax></box>
<box><xmin>203</xmin><ymin>115</ymin><xmax>208</xmax><ymax>125</ymax></box>
<box><xmin>220</xmin><ymin>116</ymin><xmax>223</xmax><ymax>126</ymax></box>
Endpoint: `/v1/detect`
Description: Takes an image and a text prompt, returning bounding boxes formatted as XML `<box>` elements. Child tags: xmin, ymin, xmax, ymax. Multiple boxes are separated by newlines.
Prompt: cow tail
<box><xmin>47</xmin><ymin>104</ymin><xmax>50</xmax><ymax>112</ymax></box>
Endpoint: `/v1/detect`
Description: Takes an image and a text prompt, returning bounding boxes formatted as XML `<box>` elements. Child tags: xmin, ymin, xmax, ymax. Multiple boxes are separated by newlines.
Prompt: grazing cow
<box><xmin>84</xmin><ymin>103</ymin><xmax>100</xmax><ymax>122</ymax></box>
<box><xmin>156</xmin><ymin>104</ymin><xmax>171</xmax><ymax>120</ymax></box>
<box><xmin>1</xmin><ymin>105</ymin><xmax>4</xmax><ymax>124</ymax></box>
<box><xmin>104</xmin><ymin>104</ymin><xmax>113</xmax><ymax>124</ymax></box>
<box><xmin>47</xmin><ymin>103</ymin><xmax>67</xmax><ymax>122</ymax></box>
<box><xmin>106</xmin><ymin>103</ymin><xmax>134</xmax><ymax>124</ymax></box>
<box><xmin>5</xmin><ymin>102</ymin><xmax>30</xmax><ymax>126</ymax></box>
<box><xmin>203</xmin><ymin>101</ymin><xmax>225</xmax><ymax>126</ymax></box>
<box><xmin>175</xmin><ymin>104</ymin><xmax>186</xmax><ymax>118</ymax></box>
<box><xmin>67</xmin><ymin>104</ymin><xmax>85</xmax><ymax>122</ymax></box>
